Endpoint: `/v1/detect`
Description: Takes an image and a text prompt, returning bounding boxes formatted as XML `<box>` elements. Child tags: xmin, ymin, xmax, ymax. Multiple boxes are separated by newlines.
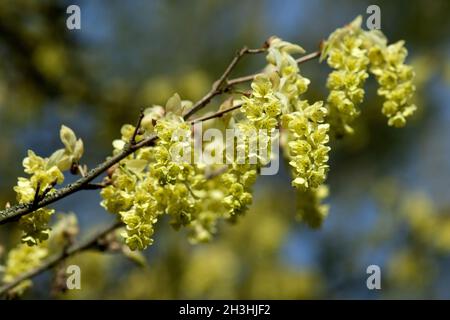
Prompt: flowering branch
<box><xmin>0</xmin><ymin>46</ymin><xmax>319</xmax><ymax>226</ymax></box>
<box><xmin>0</xmin><ymin>15</ymin><xmax>420</xmax><ymax>300</ymax></box>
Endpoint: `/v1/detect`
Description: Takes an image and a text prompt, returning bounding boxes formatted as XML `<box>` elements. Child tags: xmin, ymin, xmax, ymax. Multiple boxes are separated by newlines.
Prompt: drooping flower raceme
<box><xmin>101</xmin><ymin>110</ymin><xmax>160</xmax><ymax>251</ymax></box>
<box><xmin>322</xmin><ymin>16</ymin><xmax>416</xmax><ymax>134</ymax></box>
<box><xmin>265</xmin><ymin>37</ymin><xmax>331</xmax><ymax>191</ymax></box>
<box><xmin>241</xmin><ymin>74</ymin><xmax>282</xmax><ymax>131</ymax></box>
<box><xmin>221</xmin><ymin>163</ymin><xmax>257</xmax><ymax>217</ymax></box>
<box><xmin>325</xmin><ymin>33</ymin><xmax>369</xmax><ymax>136</ymax></box>
<box><xmin>14</xmin><ymin>151</ymin><xmax>63</xmax><ymax>245</ymax></box>
<box><xmin>101</xmin><ymin>101</ymin><xmax>207</xmax><ymax>250</ymax></box>
<box><xmin>266</xmin><ymin>36</ymin><xmax>331</xmax><ymax>226</ymax></box>
<box><xmin>281</xmin><ymin>102</ymin><xmax>330</xmax><ymax>190</ymax></box>
<box><xmin>368</xmin><ymin>41</ymin><xmax>416</xmax><ymax>127</ymax></box>
<box><xmin>152</xmin><ymin>115</ymin><xmax>204</xmax><ymax>230</ymax></box>
<box><xmin>186</xmin><ymin>177</ymin><xmax>227</xmax><ymax>243</ymax></box>
<box><xmin>101</xmin><ymin>160</ymin><xmax>159</xmax><ymax>251</ymax></box>
<box><xmin>220</xmin><ymin>74</ymin><xmax>281</xmax><ymax>217</ymax></box>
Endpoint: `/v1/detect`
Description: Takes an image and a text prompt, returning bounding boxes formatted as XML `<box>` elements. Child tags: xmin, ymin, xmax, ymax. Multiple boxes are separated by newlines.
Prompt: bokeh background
<box><xmin>0</xmin><ymin>0</ymin><xmax>449</xmax><ymax>299</ymax></box>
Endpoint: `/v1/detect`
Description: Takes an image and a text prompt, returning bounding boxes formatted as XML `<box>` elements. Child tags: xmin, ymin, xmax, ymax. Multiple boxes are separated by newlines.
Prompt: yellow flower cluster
<box><xmin>101</xmin><ymin>164</ymin><xmax>159</xmax><ymax>250</ymax></box>
<box><xmin>153</xmin><ymin>116</ymin><xmax>204</xmax><ymax>230</ymax></box>
<box><xmin>221</xmin><ymin>74</ymin><xmax>280</xmax><ymax>216</ymax></box>
<box><xmin>101</xmin><ymin>102</ymin><xmax>206</xmax><ymax>250</ymax></box>
<box><xmin>266</xmin><ymin>37</ymin><xmax>330</xmax><ymax>191</ymax></box>
<box><xmin>241</xmin><ymin>75</ymin><xmax>281</xmax><ymax>131</ymax></box>
<box><xmin>402</xmin><ymin>193</ymin><xmax>450</xmax><ymax>252</ymax></box>
<box><xmin>14</xmin><ymin>126</ymin><xmax>83</xmax><ymax>245</ymax></box>
<box><xmin>322</xmin><ymin>16</ymin><xmax>417</xmax><ymax>134</ymax></box>
<box><xmin>186</xmin><ymin>178</ymin><xmax>227</xmax><ymax>243</ymax></box>
<box><xmin>266</xmin><ymin>37</ymin><xmax>310</xmax><ymax>113</ymax></box>
<box><xmin>369</xmin><ymin>41</ymin><xmax>416</xmax><ymax>127</ymax></box>
<box><xmin>282</xmin><ymin>102</ymin><xmax>330</xmax><ymax>190</ymax></box>
<box><xmin>101</xmin><ymin>118</ymin><xmax>159</xmax><ymax>250</ymax></box>
<box><xmin>325</xmin><ymin>32</ymin><xmax>369</xmax><ymax>136</ymax></box>
<box><xmin>222</xmin><ymin>164</ymin><xmax>257</xmax><ymax>217</ymax></box>
<box><xmin>266</xmin><ymin>36</ymin><xmax>331</xmax><ymax>225</ymax></box>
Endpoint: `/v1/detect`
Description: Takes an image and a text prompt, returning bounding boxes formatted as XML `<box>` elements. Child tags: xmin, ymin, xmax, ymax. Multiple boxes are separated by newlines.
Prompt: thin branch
<box><xmin>183</xmin><ymin>46</ymin><xmax>266</xmax><ymax>120</ymax></box>
<box><xmin>295</xmin><ymin>50</ymin><xmax>321</xmax><ymax>65</ymax></box>
<box><xmin>190</xmin><ymin>103</ymin><xmax>243</xmax><ymax>124</ymax></box>
<box><xmin>226</xmin><ymin>50</ymin><xmax>321</xmax><ymax>87</ymax></box>
<box><xmin>130</xmin><ymin>108</ymin><xmax>145</xmax><ymax>145</ymax></box>
<box><xmin>41</xmin><ymin>181</ymin><xmax>57</xmax><ymax>198</ymax></box>
<box><xmin>32</xmin><ymin>181</ymin><xmax>56</xmax><ymax>209</ymax></box>
<box><xmin>32</xmin><ymin>183</ymin><xmax>41</xmax><ymax>209</ymax></box>
<box><xmin>77</xmin><ymin>164</ymin><xmax>87</xmax><ymax>177</ymax></box>
<box><xmin>0</xmin><ymin>221</ymin><xmax>122</xmax><ymax>297</ymax></box>
<box><xmin>81</xmin><ymin>183</ymin><xmax>109</xmax><ymax>190</ymax></box>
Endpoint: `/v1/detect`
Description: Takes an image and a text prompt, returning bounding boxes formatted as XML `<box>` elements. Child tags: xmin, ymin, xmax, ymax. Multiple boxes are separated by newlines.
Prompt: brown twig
<box><xmin>226</xmin><ymin>50</ymin><xmax>321</xmax><ymax>87</ymax></box>
<box><xmin>41</xmin><ymin>181</ymin><xmax>57</xmax><ymax>198</ymax></box>
<box><xmin>32</xmin><ymin>183</ymin><xmax>41</xmax><ymax>209</ymax></box>
<box><xmin>182</xmin><ymin>46</ymin><xmax>267</xmax><ymax>120</ymax></box>
<box><xmin>190</xmin><ymin>103</ymin><xmax>243</xmax><ymax>124</ymax></box>
<box><xmin>81</xmin><ymin>183</ymin><xmax>109</xmax><ymax>190</ymax></box>
<box><xmin>32</xmin><ymin>181</ymin><xmax>57</xmax><ymax>209</ymax></box>
<box><xmin>130</xmin><ymin>108</ymin><xmax>145</xmax><ymax>145</ymax></box>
